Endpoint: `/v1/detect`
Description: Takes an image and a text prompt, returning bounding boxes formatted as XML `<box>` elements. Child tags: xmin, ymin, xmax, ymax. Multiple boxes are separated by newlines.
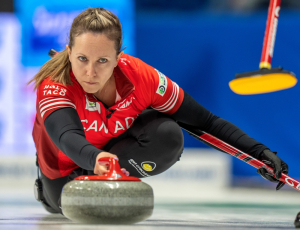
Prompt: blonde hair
<box><xmin>28</xmin><ymin>8</ymin><xmax>123</xmax><ymax>89</ymax></box>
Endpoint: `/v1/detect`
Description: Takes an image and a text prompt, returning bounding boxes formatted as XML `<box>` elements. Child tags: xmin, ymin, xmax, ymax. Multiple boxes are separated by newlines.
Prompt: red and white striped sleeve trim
<box><xmin>151</xmin><ymin>81</ymin><xmax>179</xmax><ymax>113</ymax></box>
<box><xmin>39</xmin><ymin>97</ymin><xmax>76</xmax><ymax>118</ymax></box>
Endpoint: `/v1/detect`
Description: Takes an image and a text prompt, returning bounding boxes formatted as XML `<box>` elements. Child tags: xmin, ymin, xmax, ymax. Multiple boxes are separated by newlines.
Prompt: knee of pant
<box><xmin>140</xmin><ymin>120</ymin><xmax>183</xmax><ymax>176</ymax></box>
<box><xmin>155</xmin><ymin>119</ymin><xmax>184</xmax><ymax>161</ymax></box>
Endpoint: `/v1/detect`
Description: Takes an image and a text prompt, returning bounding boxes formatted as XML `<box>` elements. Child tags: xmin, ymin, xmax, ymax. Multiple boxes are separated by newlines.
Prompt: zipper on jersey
<box><xmin>101</xmin><ymin>102</ymin><xmax>116</xmax><ymax>119</ymax></box>
<box><xmin>106</xmin><ymin>108</ymin><xmax>116</xmax><ymax>119</ymax></box>
<box><xmin>92</xmin><ymin>94</ymin><xmax>116</xmax><ymax>119</ymax></box>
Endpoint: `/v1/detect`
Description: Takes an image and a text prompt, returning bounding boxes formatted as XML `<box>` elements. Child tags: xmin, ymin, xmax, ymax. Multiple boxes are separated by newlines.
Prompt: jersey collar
<box><xmin>113</xmin><ymin>65</ymin><xmax>135</xmax><ymax>102</ymax></box>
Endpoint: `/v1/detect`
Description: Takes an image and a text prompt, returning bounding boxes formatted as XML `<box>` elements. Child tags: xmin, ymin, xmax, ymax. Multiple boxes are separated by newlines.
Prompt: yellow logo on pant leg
<box><xmin>142</xmin><ymin>164</ymin><xmax>152</xmax><ymax>171</ymax></box>
<box><xmin>141</xmin><ymin>161</ymin><xmax>156</xmax><ymax>172</ymax></box>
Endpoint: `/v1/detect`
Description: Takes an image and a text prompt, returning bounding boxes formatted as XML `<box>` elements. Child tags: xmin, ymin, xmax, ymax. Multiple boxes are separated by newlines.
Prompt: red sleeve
<box><xmin>37</xmin><ymin>78</ymin><xmax>77</xmax><ymax>121</ymax></box>
<box><xmin>137</xmin><ymin>59</ymin><xmax>184</xmax><ymax>115</ymax></box>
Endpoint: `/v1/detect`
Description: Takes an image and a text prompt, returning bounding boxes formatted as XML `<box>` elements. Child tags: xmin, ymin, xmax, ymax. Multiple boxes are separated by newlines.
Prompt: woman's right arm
<box><xmin>44</xmin><ymin>107</ymin><xmax>118</xmax><ymax>175</ymax></box>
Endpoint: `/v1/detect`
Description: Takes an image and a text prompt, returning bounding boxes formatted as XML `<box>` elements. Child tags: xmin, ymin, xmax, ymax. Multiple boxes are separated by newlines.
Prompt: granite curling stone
<box><xmin>61</xmin><ymin>157</ymin><xmax>154</xmax><ymax>224</ymax></box>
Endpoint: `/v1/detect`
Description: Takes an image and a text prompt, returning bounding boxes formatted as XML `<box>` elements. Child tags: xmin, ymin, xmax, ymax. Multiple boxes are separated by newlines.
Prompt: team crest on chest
<box><xmin>85</xmin><ymin>96</ymin><xmax>101</xmax><ymax>114</ymax></box>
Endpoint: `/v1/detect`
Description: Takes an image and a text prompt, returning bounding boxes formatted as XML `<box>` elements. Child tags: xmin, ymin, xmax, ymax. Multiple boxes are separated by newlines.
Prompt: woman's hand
<box><xmin>257</xmin><ymin>149</ymin><xmax>288</xmax><ymax>190</ymax></box>
<box><xmin>93</xmin><ymin>152</ymin><xmax>130</xmax><ymax>176</ymax></box>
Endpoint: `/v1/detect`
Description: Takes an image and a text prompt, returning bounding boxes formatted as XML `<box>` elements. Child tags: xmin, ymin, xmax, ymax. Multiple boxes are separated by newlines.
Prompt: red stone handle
<box><xmin>74</xmin><ymin>157</ymin><xmax>141</xmax><ymax>181</ymax></box>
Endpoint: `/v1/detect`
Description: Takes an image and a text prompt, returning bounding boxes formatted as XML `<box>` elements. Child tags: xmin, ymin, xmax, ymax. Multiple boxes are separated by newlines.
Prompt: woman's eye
<box><xmin>78</xmin><ymin>56</ymin><xmax>87</xmax><ymax>61</ymax></box>
<box><xmin>99</xmin><ymin>58</ymin><xmax>107</xmax><ymax>63</ymax></box>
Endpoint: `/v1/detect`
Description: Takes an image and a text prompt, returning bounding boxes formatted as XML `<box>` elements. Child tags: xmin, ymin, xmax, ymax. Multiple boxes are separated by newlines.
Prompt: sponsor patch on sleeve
<box><xmin>155</xmin><ymin>69</ymin><xmax>167</xmax><ymax>96</ymax></box>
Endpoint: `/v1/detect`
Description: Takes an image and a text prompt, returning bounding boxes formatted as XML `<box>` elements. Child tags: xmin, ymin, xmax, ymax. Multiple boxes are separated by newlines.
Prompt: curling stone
<box><xmin>61</xmin><ymin>157</ymin><xmax>154</xmax><ymax>224</ymax></box>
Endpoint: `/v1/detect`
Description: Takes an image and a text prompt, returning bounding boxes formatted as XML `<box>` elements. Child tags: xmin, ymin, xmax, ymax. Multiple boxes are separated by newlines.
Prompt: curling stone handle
<box><xmin>74</xmin><ymin>157</ymin><xmax>141</xmax><ymax>181</ymax></box>
<box><xmin>98</xmin><ymin>157</ymin><xmax>125</xmax><ymax>180</ymax></box>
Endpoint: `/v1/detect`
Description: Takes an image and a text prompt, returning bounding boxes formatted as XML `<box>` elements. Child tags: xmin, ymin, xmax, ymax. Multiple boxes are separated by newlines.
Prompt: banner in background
<box><xmin>0</xmin><ymin>149</ymin><xmax>231</xmax><ymax>200</ymax></box>
<box><xmin>15</xmin><ymin>0</ymin><xmax>135</xmax><ymax>67</ymax></box>
<box><xmin>143</xmin><ymin>149</ymin><xmax>231</xmax><ymax>201</ymax></box>
<box><xmin>0</xmin><ymin>14</ymin><xmax>22</xmax><ymax>155</ymax></box>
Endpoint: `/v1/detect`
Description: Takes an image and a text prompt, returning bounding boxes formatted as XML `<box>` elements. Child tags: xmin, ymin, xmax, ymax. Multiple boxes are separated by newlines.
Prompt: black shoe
<box><xmin>41</xmin><ymin>201</ymin><xmax>59</xmax><ymax>214</ymax></box>
<box><xmin>294</xmin><ymin>212</ymin><xmax>300</xmax><ymax>228</ymax></box>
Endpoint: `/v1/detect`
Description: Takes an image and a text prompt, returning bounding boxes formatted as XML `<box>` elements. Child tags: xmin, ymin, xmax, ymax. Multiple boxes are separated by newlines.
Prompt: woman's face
<box><xmin>67</xmin><ymin>32</ymin><xmax>122</xmax><ymax>94</ymax></box>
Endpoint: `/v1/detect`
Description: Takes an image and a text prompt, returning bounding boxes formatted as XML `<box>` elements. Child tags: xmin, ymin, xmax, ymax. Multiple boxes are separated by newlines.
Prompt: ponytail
<box><xmin>28</xmin><ymin>49</ymin><xmax>72</xmax><ymax>89</ymax></box>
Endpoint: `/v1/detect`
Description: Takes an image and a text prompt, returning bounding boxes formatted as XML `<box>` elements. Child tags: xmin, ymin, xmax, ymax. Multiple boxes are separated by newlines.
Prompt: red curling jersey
<box><xmin>32</xmin><ymin>54</ymin><xmax>184</xmax><ymax>179</ymax></box>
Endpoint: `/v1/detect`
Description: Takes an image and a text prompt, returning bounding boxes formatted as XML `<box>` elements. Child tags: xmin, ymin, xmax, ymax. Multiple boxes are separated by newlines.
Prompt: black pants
<box><xmin>39</xmin><ymin>109</ymin><xmax>184</xmax><ymax>213</ymax></box>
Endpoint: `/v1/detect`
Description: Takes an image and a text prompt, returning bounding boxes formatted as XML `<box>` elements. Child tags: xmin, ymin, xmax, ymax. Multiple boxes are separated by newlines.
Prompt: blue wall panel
<box><xmin>136</xmin><ymin>12</ymin><xmax>300</xmax><ymax>178</ymax></box>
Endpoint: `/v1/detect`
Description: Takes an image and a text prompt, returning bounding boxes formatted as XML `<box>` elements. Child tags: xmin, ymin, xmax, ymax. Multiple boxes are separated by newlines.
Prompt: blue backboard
<box><xmin>15</xmin><ymin>0</ymin><xmax>135</xmax><ymax>66</ymax></box>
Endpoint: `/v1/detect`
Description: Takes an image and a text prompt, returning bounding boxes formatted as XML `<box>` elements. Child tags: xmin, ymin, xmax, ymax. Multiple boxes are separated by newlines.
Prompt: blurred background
<box><xmin>1</xmin><ymin>0</ymin><xmax>300</xmax><ymax>198</ymax></box>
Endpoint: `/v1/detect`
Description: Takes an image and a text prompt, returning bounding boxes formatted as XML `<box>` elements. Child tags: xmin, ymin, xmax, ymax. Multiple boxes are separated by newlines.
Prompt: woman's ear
<box><xmin>66</xmin><ymin>45</ymin><xmax>71</xmax><ymax>62</ymax></box>
<box><xmin>116</xmin><ymin>51</ymin><xmax>124</xmax><ymax>66</ymax></box>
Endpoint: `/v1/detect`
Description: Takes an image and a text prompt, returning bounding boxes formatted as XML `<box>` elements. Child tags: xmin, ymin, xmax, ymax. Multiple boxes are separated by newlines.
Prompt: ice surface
<box><xmin>0</xmin><ymin>188</ymin><xmax>299</xmax><ymax>230</ymax></box>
